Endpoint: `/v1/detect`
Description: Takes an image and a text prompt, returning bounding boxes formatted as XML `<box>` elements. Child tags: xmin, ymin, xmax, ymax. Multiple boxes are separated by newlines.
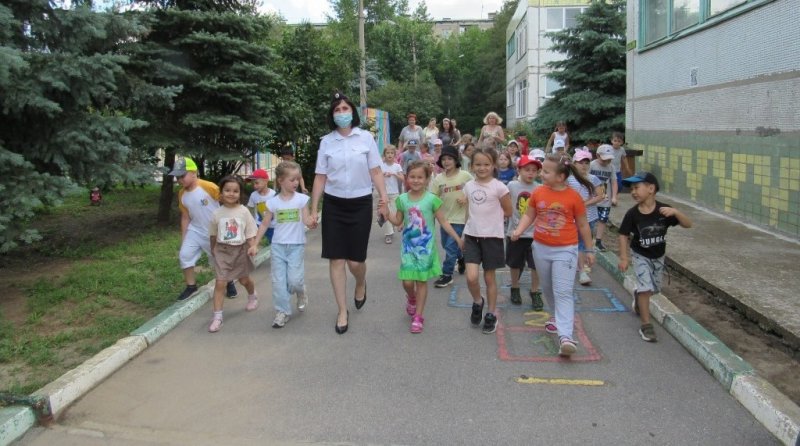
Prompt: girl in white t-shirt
<box><xmin>380</xmin><ymin>145</ymin><xmax>404</xmax><ymax>244</ymax></box>
<box><xmin>251</xmin><ymin>161</ymin><xmax>313</xmax><ymax>329</ymax></box>
<box><xmin>462</xmin><ymin>148</ymin><xmax>512</xmax><ymax>335</ymax></box>
<box><xmin>208</xmin><ymin>176</ymin><xmax>259</xmax><ymax>333</ymax></box>
<box><xmin>545</xmin><ymin>121</ymin><xmax>570</xmax><ymax>154</ymax></box>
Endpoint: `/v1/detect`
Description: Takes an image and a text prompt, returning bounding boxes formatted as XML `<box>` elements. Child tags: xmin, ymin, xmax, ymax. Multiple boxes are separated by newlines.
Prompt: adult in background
<box><xmin>423</xmin><ymin>117</ymin><xmax>439</xmax><ymax>152</ymax></box>
<box><xmin>398</xmin><ymin>113</ymin><xmax>424</xmax><ymax>154</ymax></box>
<box><xmin>478</xmin><ymin>112</ymin><xmax>505</xmax><ymax>149</ymax></box>
<box><xmin>309</xmin><ymin>92</ymin><xmax>389</xmax><ymax>335</ymax></box>
<box><xmin>438</xmin><ymin>117</ymin><xmax>461</xmax><ymax>148</ymax></box>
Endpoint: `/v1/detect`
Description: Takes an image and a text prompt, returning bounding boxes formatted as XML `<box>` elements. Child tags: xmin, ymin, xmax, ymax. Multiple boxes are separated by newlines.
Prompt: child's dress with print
<box><xmin>396</xmin><ymin>192</ymin><xmax>443</xmax><ymax>281</ymax></box>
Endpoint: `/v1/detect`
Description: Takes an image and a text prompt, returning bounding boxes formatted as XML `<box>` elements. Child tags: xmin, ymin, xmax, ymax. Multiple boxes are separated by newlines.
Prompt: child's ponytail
<box><xmin>545</xmin><ymin>153</ymin><xmax>594</xmax><ymax>194</ymax></box>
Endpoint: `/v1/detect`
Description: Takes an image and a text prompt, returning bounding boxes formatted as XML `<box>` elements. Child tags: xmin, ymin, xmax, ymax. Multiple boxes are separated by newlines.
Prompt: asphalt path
<box><xmin>16</xmin><ymin>223</ymin><xmax>777</xmax><ymax>445</ymax></box>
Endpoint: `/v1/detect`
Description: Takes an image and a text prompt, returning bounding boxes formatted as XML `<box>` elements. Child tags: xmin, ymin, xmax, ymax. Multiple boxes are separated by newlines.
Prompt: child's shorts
<box><xmin>578</xmin><ymin>220</ymin><xmax>597</xmax><ymax>252</ymax></box>
<box><xmin>632</xmin><ymin>251</ymin><xmax>665</xmax><ymax>294</ymax></box>
<box><xmin>212</xmin><ymin>243</ymin><xmax>254</xmax><ymax>281</ymax></box>
<box><xmin>597</xmin><ymin>206</ymin><xmax>610</xmax><ymax>223</ymax></box>
<box><xmin>505</xmin><ymin>237</ymin><xmax>535</xmax><ymax>269</ymax></box>
<box><xmin>463</xmin><ymin>235</ymin><xmax>505</xmax><ymax>270</ymax></box>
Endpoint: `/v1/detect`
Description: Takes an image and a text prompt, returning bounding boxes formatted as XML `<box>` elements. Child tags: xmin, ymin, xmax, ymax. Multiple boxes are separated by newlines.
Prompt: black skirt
<box><xmin>321</xmin><ymin>193</ymin><xmax>373</xmax><ymax>262</ymax></box>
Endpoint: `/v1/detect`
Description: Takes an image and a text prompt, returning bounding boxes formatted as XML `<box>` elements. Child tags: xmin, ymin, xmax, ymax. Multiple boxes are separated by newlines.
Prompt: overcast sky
<box><xmin>258</xmin><ymin>0</ymin><xmax>506</xmax><ymax>23</ymax></box>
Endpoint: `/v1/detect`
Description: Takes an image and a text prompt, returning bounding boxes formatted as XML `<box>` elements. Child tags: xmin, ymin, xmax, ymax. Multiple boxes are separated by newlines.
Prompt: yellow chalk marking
<box><xmin>523</xmin><ymin>311</ymin><xmax>551</xmax><ymax>327</ymax></box>
<box><xmin>515</xmin><ymin>377</ymin><xmax>605</xmax><ymax>386</ymax></box>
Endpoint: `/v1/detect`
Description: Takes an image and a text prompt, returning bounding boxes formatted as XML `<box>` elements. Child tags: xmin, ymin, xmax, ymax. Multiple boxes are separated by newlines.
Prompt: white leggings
<box><xmin>533</xmin><ymin>241</ymin><xmax>578</xmax><ymax>339</ymax></box>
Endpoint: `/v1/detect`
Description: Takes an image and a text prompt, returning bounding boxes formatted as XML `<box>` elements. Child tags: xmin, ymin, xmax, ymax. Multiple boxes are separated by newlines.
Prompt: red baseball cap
<box><xmin>248</xmin><ymin>169</ymin><xmax>269</xmax><ymax>180</ymax></box>
<box><xmin>517</xmin><ymin>155</ymin><xmax>542</xmax><ymax>169</ymax></box>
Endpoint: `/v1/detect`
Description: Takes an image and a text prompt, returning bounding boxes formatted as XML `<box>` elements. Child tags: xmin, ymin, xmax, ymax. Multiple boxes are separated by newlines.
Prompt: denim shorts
<box><xmin>578</xmin><ymin>220</ymin><xmax>597</xmax><ymax>252</ymax></box>
<box><xmin>597</xmin><ymin>206</ymin><xmax>611</xmax><ymax>223</ymax></box>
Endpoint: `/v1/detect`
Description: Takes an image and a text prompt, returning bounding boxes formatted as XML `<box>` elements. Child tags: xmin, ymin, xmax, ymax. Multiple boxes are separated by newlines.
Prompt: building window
<box><xmin>546</xmin><ymin>7</ymin><xmax>587</xmax><ymax>30</ymax></box>
<box><xmin>516</xmin><ymin>25</ymin><xmax>527</xmax><ymax>61</ymax></box>
<box><xmin>544</xmin><ymin>76</ymin><xmax>561</xmax><ymax>98</ymax></box>
<box><xmin>641</xmin><ymin>0</ymin><xmax>765</xmax><ymax>47</ymax></box>
<box><xmin>507</xmin><ymin>87</ymin><xmax>515</xmax><ymax>106</ymax></box>
<box><xmin>710</xmin><ymin>0</ymin><xmax>747</xmax><ymax>15</ymax></box>
<box><xmin>516</xmin><ymin>80</ymin><xmax>528</xmax><ymax>118</ymax></box>
<box><xmin>507</xmin><ymin>33</ymin><xmax>516</xmax><ymax>60</ymax></box>
<box><xmin>672</xmin><ymin>0</ymin><xmax>700</xmax><ymax>32</ymax></box>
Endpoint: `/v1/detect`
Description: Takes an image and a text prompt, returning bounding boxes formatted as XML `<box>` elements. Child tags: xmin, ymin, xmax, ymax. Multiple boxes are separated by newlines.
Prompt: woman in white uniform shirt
<box><xmin>309</xmin><ymin>92</ymin><xmax>389</xmax><ymax>334</ymax></box>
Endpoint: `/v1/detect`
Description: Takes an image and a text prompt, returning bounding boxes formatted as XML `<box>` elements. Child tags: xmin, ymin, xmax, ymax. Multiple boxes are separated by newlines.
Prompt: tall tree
<box><xmin>0</xmin><ymin>1</ymin><xmax>165</xmax><ymax>251</ymax></box>
<box><xmin>135</xmin><ymin>0</ymin><xmax>285</xmax><ymax>221</ymax></box>
<box><xmin>529</xmin><ymin>0</ymin><xmax>626</xmax><ymax>144</ymax></box>
<box><xmin>368</xmin><ymin>74</ymin><xmax>443</xmax><ymax>139</ymax></box>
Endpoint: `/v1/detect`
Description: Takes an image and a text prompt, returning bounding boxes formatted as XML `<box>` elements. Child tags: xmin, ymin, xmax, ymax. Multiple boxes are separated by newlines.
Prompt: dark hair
<box><xmin>406</xmin><ymin>159</ymin><xmax>432</xmax><ymax>179</ymax></box>
<box><xmin>326</xmin><ymin>91</ymin><xmax>361</xmax><ymax>130</ymax></box>
<box><xmin>218</xmin><ymin>175</ymin><xmax>246</xmax><ymax>204</ymax></box>
<box><xmin>441</xmin><ymin>118</ymin><xmax>456</xmax><ymax>140</ymax></box>
<box><xmin>611</xmin><ymin>131</ymin><xmax>625</xmax><ymax>142</ymax></box>
<box><xmin>555</xmin><ymin>121</ymin><xmax>568</xmax><ymax>130</ymax></box>
<box><xmin>545</xmin><ymin>154</ymin><xmax>594</xmax><ymax>194</ymax></box>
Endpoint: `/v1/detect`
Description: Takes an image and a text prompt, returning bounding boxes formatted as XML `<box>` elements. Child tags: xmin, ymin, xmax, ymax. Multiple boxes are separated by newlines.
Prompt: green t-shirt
<box><xmin>395</xmin><ymin>191</ymin><xmax>443</xmax><ymax>282</ymax></box>
<box><xmin>430</xmin><ymin>169</ymin><xmax>472</xmax><ymax>224</ymax></box>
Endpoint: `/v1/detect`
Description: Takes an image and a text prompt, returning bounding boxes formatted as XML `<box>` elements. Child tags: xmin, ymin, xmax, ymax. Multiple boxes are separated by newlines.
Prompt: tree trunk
<box><xmin>157</xmin><ymin>150</ymin><xmax>176</xmax><ymax>224</ymax></box>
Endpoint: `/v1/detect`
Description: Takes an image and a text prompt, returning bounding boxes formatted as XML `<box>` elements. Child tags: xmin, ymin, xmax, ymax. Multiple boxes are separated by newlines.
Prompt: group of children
<box><xmin>172</xmin><ymin>127</ymin><xmax>692</xmax><ymax>350</ymax></box>
<box><xmin>378</xmin><ymin>128</ymin><xmax>691</xmax><ymax>352</ymax></box>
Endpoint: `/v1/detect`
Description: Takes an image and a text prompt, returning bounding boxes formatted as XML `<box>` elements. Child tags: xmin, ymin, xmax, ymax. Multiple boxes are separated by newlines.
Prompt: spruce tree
<box><xmin>530</xmin><ymin>0</ymin><xmax>626</xmax><ymax>145</ymax></box>
<box><xmin>135</xmin><ymin>0</ymin><xmax>285</xmax><ymax>220</ymax></box>
<box><xmin>0</xmin><ymin>1</ymin><xmax>163</xmax><ymax>251</ymax></box>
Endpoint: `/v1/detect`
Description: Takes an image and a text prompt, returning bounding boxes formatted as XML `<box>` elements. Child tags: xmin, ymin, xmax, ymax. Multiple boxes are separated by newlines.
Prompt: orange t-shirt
<box><xmin>530</xmin><ymin>185</ymin><xmax>586</xmax><ymax>246</ymax></box>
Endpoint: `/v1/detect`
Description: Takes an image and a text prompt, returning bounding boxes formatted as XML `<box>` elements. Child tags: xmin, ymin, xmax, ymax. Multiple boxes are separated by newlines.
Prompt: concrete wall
<box><xmin>626</xmin><ymin>0</ymin><xmax>800</xmax><ymax>237</ymax></box>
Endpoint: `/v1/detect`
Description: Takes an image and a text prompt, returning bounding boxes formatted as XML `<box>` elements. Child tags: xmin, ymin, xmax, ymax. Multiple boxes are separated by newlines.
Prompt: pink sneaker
<box><xmin>406</xmin><ymin>295</ymin><xmax>417</xmax><ymax>316</ymax></box>
<box><xmin>545</xmin><ymin>317</ymin><xmax>557</xmax><ymax>334</ymax></box>
<box><xmin>208</xmin><ymin>317</ymin><xmax>223</xmax><ymax>333</ymax></box>
<box><xmin>245</xmin><ymin>295</ymin><xmax>258</xmax><ymax>311</ymax></box>
<box><xmin>410</xmin><ymin>314</ymin><xmax>424</xmax><ymax>333</ymax></box>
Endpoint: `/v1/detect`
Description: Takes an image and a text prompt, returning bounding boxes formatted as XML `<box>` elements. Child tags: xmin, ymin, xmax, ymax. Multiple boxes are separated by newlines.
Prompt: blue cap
<box><xmin>622</xmin><ymin>171</ymin><xmax>659</xmax><ymax>192</ymax></box>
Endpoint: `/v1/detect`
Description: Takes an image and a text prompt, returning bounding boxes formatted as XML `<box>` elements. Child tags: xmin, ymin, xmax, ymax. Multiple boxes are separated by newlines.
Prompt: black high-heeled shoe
<box><xmin>335</xmin><ymin>310</ymin><xmax>349</xmax><ymax>334</ymax></box>
<box><xmin>354</xmin><ymin>283</ymin><xmax>367</xmax><ymax>310</ymax></box>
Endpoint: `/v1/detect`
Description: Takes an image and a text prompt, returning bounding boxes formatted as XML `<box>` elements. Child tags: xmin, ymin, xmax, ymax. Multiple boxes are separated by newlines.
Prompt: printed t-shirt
<box><xmin>180</xmin><ymin>179</ymin><xmax>220</xmax><ymax>237</ymax></box>
<box><xmin>399</xmin><ymin>125</ymin><xmax>424</xmax><ymax>146</ymax></box>
<box><xmin>395</xmin><ymin>192</ymin><xmax>443</xmax><ymax>281</ymax></box>
<box><xmin>589</xmin><ymin>160</ymin><xmax>615</xmax><ymax>207</ymax></box>
<box><xmin>463</xmin><ymin>178</ymin><xmax>509</xmax><ymax>238</ymax></box>
<box><xmin>247</xmin><ymin>189</ymin><xmax>276</xmax><ymax>228</ymax></box>
<box><xmin>431</xmin><ymin>169</ymin><xmax>473</xmax><ymax>224</ymax></box>
<box><xmin>567</xmin><ymin>174</ymin><xmax>603</xmax><ymax>222</ymax></box>
<box><xmin>381</xmin><ymin>161</ymin><xmax>403</xmax><ymax>195</ymax></box>
<box><xmin>506</xmin><ymin>180</ymin><xmax>539</xmax><ymax>238</ymax></box>
<box><xmin>530</xmin><ymin>185</ymin><xmax>586</xmax><ymax>246</ymax></box>
<box><xmin>618</xmin><ymin>201</ymin><xmax>680</xmax><ymax>259</ymax></box>
<box><xmin>209</xmin><ymin>204</ymin><xmax>257</xmax><ymax>246</ymax></box>
<box><xmin>266</xmin><ymin>192</ymin><xmax>310</xmax><ymax>244</ymax></box>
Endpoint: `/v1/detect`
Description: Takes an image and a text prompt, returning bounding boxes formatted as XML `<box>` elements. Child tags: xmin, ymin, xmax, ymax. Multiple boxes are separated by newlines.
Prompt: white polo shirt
<box><xmin>315</xmin><ymin>127</ymin><xmax>381</xmax><ymax>198</ymax></box>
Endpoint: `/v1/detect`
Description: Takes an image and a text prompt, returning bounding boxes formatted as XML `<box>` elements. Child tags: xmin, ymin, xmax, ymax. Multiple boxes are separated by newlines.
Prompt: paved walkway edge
<box><xmin>0</xmin><ymin>248</ymin><xmax>271</xmax><ymax>446</ymax></box>
<box><xmin>597</xmin><ymin>249</ymin><xmax>800</xmax><ymax>445</ymax></box>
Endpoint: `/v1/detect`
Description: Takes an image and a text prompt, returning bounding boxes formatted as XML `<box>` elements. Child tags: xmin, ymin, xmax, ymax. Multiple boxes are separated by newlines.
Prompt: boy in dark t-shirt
<box><xmin>618</xmin><ymin>172</ymin><xmax>692</xmax><ymax>342</ymax></box>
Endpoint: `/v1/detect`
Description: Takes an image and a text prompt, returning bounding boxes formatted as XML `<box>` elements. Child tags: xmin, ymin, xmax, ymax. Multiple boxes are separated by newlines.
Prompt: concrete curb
<box><xmin>597</xmin><ymin>249</ymin><xmax>800</xmax><ymax>445</ymax></box>
<box><xmin>0</xmin><ymin>247</ymin><xmax>271</xmax><ymax>446</ymax></box>
<box><xmin>0</xmin><ymin>406</ymin><xmax>35</xmax><ymax>446</ymax></box>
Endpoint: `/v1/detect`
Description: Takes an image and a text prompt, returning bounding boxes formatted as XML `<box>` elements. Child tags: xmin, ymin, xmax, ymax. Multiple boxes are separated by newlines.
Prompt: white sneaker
<box><xmin>579</xmin><ymin>270</ymin><xmax>592</xmax><ymax>286</ymax></box>
<box><xmin>272</xmin><ymin>312</ymin><xmax>289</xmax><ymax>328</ymax></box>
<box><xmin>297</xmin><ymin>288</ymin><xmax>308</xmax><ymax>312</ymax></box>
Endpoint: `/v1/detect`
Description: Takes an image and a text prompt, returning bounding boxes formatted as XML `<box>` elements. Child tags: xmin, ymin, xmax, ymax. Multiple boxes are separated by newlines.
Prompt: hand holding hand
<box><xmin>247</xmin><ymin>245</ymin><xmax>258</xmax><ymax>257</ymax></box>
<box><xmin>618</xmin><ymin>258</ymin><xmax>629</xmax><ymax>272</ymax></box>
